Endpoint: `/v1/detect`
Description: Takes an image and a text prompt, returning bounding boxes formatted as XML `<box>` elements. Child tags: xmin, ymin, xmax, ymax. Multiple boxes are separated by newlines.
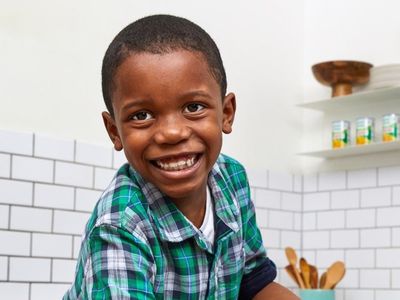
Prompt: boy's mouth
<box><xmin>152</xmin><ymin>154</ymin><xmax>200</xmax><ymax>171</ymax></box>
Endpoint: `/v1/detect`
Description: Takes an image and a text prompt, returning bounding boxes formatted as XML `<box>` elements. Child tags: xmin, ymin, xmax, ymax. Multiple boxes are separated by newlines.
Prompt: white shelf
<box><xmin>297</xmin><ymin>86</ymin><xmax>400</xmax><ymax>111</ymax></box>
<box><xmin>298</xmin><ymin>140</ymin><xmax>400</xmax><ymax>158</ymax></box>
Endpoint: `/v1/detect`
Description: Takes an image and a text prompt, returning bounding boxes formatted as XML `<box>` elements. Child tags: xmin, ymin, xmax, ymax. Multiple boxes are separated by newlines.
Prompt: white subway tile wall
<box><xmin>246</xmin><ymin>168</ymin><xmax>268</xmax><ymax>188</ymax></box>
<box><xmin>268</xmin><ymin>171</ymin><xmax>293</xmax><ymax>192</ymax></box>
<box><xmin>303</xmin><ymin>173</ymin><xmax>318</xmax><ymax>192</ymax></box>
<box><xmin>73</xmin><ymin>236</ymin><xmax>82</xmax><ymax>259</ymax></box>
<box><xmin>30</xmin><ymin>283</ymin><xmax>71</xmax><ymax>300</ymax></box>
<box><xmin>0</xmin><ymin>256</ymin><xmax>7</xmax><ymax>280</ymax></box>
<box><xmin>51</xmin><ymin>259</ymin><xmax>77</xmax><ymax>283</ymax></box>
<box><xmin>331</xmin><ymin>190</ymin><xmax>360</xmax><ymax>209</ymax></box>
<box><xmin>12</xmin><ymin>156</ymin><xmax>54</xmax><ymax>183</ymax></box>
<box><xmin>75</xmin><ymin>188</ymin><xmax>102</xmax><ymax>212</ymax></box>
<box><xmin>0</xmin><ymin>282</ymin><xmax>30</xmax><ymax>300</ymax></box>
<box><xmin>316</xmin><ymin>250</ymin><xmax>345</xmax><ymax>268</ymax></box>
<box><xmin>0</xmin><ymin>179</ymin><xmax>33</xmax><ymax>205</ymax></box>
<box><xmin>0</xmin><ymin>153</ymin><xmax>11</xmax><ymax>178</ymax></box>
<box><xmin>303</xmin><ymin>192</ymin><xmax>330</xmax><ymax>211</ymax></box>
<box><xmin>1</xmin><ymin>129</ymin><xmax>400</xmax><ymax>299</ymax></box>
<box><xmin>53</xmin><ymin>210</ymin><xmax>91</xmax><ymax>235</ymax></box>
<box><xmin>34</xmin><ymin>134</ymin><xmax>75</xmax><ymax>162</ymax></box>
<box><xmin>10</xmin><ymin>206</ymin><xmax>52</xmax><ymax>232</ymax></box>
<box><xmin>34</xmin><ymin>183</ymin><xmax>75</xmax><ymax>210</ymax></box>
<box><xmin>347</xmin><ymin>168</ymin><xmax>377</xmax><ymax>189</ymax></box>
<box><xmin>294</xmin><ymin>165</ymin><xmax>400</xmax><ymax>299</ymax></box>
<box><xmin>0</xmin><ymin>230</ymin><xmax>31</xmax><ymax>256</ymax></box>
<box><xmin>94</xmin><ymin>167</ymin><xmax>116</xmax><ymax>190</ymax></box>
<box><xmin>393</xmin><ymin>228</ymin><xmax>400</xmax><ymax>246</ymax></box>
<box><xmin>0</xmin><ymin>205</ymin><xmax>9</xmax><ymax>229</ymax></box>
<box><xmin>318</xmin><ymin>171</ymin><xmax>346</xmax><ymax>191</ymax></box>
<box><xmin>361</xmin><ymin>187</ymin><xmax>391</xmax><ymax>207</ymax></box>
<box><xmin>393</xmin><ymin>270</ymin><xmax>400</xmax><ymax>288</ymax></box>
<box><xmin>32</xmin><ymin>233</ymin><xmax>73</xmax><ymax>258</ymax></box>
<box><xmin>55</xmin><ymin>161</ymin><xmax>93</xmax><ymax>188</ymax></box>
<box><xmin>75</xmin><ymin>141</ymin><xmax>113</xmax><ymax>168</ymax></box>
<box><xmin>378</xmin><ymin>166</ymin><xmax>400</xmax><ymax>186</ymax></box>
<box><xmin>112</xmin><ymin>150</ymin><xmax>127</xmax><ymax>169</ymax></box>
<box><xmin>9</xmin><ymin>257</ymin><xmax>51</xmax><ymax>282</ymax></box>
<box><xmin>0</xmin><ymin>130</ymin><xmax>33</xmax><ymax>156</ymax></box>
<box><xmin>393</xmin><ymin>187</ymin><xmax>400</xmax><ymax>205</ymax></box>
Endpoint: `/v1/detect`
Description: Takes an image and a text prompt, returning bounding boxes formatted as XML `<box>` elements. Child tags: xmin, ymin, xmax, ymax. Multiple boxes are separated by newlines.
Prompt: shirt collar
<box><xmin>127</xmin><ymin>158</ymin><xmax>240</xmax><ymax>243</ymax></box>
<box><xmin>208</xmin><ymin>163</ymin><xmax>240</xmax><ymax>234</ymax></box>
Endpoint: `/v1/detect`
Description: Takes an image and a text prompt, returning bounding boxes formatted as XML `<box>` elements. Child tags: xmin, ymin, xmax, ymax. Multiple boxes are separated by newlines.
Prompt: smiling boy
<box><xmin>64</xmin><ymin>15</ymin><xmax>299</xmax><ymax>299</ymax></box>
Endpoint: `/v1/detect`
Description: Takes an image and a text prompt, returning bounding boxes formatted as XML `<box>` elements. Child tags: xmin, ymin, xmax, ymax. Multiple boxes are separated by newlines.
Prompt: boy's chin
<box><xmin>157</xmin><ymin>179</ymin><xmax>207</xmax><ymax>204</ymax></box>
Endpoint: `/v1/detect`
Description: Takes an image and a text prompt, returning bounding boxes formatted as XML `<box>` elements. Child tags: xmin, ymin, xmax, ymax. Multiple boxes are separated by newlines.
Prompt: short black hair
<box><xmin>101</xmin><ymin>14</ymin><xmax>227</xmax><ymax>116</ymax></box>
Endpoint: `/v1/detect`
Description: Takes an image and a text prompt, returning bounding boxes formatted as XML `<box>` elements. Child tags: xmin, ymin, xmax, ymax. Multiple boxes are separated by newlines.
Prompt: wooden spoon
<box><xmin>309</xmin><ymin>264</ymin><xmax>319</xmax><ymax>289</ymax></box>
<box><xmin>285</xmin><ymin>265</ymin><xmax>300</xmax><ymax>287</ymax></box>
<box><xmin>319</xmin><ymin>271</ymin><xmax>327</xmax><ymax>289</ymax></box>
<box><xmin>322</xmin><ymin>261</ymin><xmax>346</xmax><ymax>289</ymax></box>
<box><xmin>285</xmin><ymin>247</ymin><xmax>305</xmax><ymax>289</ymax></box>
<box><xmin>300</xmin><ymin>258</ymin><xmax>311</xmax><ymax>289</ymax></box>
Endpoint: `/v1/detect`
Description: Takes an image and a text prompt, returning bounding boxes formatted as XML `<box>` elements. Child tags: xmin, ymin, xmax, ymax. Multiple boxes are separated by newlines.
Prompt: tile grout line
<box><xmin>32</xmin><ymin>134</ymin><xmax>35</xmax><ymax>157</ymax></box>
<box><xmin>29</xmin><ymin>232</ymin><xmax>33</xmax><ymax>257</ymax></box>
<box><xmin>32</xmin><ymin>183</ymin><xmax>35</xmax><ymax>207</ymax></box>
<box><xmin>71</xmin><ymin>236</ymin><xmax>75</xmax><ymax>259</ymax></box>
<box><xmin>50</xmin><ymin>258</ymin><xmax>53</xmax><ymax>284</ymax></box>
<box><xmin>9</xmin><ymin>154</ymin><xmax>13</xmax><ymax>180</ymax></box>
<box><xmin>7</xmin><ymin>205</ymin><xmax>11</xmax><ymax>230</ymax></box>
<box><xmin>92</xmin><ymin>167</ymin><xmax>96</xmax><ymax>189</ymax></box>
<box><xmin>51</xmin><ymin>209</ymin><xmax>55</xmax><ymax>234</ymax></box>
<box><xmin>6</xmin><ymin>256</ymin><xmax>10</xmax><ymax>282</ymax></box>
<box><xmin>53</xmin><ymin>158</ymin><xmax>56</xmax><ymax>184</ymax></box>
<box><xmin>73</xmin><ymin>188</ymin><xmax>77</xmax><ymax>211</ymax></box>
<box><xmin>73</xmin><ymin>140</ymin><xmax>77</xmax><ymax>162</ymax></box>
<box><xmin>8</xmin><ymin>153</ymin><xmax>12</xmax><ymax>179</ymax></box>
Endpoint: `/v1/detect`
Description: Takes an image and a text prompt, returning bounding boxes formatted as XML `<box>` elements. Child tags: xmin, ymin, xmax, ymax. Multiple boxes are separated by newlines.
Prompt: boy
<box><xmin>64</xmin><ymin>14</ymin><xmax>299</xmax><ymax>299</ymax></box>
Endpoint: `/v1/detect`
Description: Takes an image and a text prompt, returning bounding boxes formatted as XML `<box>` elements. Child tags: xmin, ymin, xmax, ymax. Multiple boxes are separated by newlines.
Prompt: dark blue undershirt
<box><xmin>239</xmin><ymin>257</ymin><xmax>277</xmax><ymax>299</ymax></box>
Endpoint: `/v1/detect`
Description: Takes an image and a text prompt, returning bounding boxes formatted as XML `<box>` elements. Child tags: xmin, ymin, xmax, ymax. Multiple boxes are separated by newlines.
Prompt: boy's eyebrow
<box><xmin>121</xmin><ymin>98</ymin><xmax>150</xmax><ymax>110</ymax></box>
<box><xmin>178</xmin><ymin>89</ymin><xmax>213</xmax><ymax>99</ymax></box>
<box><xmin>121</xmin><ymin>90</ymin><xmax>213</xmax><ymax>110</ymax></box>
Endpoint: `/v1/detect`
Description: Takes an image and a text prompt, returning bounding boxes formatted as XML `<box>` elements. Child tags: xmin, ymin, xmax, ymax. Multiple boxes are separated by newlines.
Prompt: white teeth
<box><xmin>156</xmin><ymin>155</ymin><xmax>196</xmax><ymax>171</ymax></box>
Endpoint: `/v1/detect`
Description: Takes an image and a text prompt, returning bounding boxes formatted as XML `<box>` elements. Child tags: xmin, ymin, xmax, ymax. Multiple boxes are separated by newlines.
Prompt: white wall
<box><xmin>3</xmin><ymin>0</ymin><xmax>400</xmax><ymax>175</ymax></box>
<box><xmin>0</xmin><ymin>0</ymin><xmax>305</xmax><ymax>174</ymax></box>
<box><xmin>302</xmin><ymin>0</ymin><xmax>400</xmax><ymax>173</ymax></box>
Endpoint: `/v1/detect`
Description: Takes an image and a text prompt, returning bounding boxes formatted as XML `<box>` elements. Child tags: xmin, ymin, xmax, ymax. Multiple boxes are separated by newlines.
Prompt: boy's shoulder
<box><xmin>216</xmin><ymin>152</ymin><xmax>241</xmax><ymax>165</ymax></box>
<box><xmin>215</xmin><ymin>153</ymin><xmax>248</xmax><ymax>187</ymax></box>
<box><xmin>86</xmin><ymin>163</ymin><xmax>148</xmax><ymax>233</ymax></box>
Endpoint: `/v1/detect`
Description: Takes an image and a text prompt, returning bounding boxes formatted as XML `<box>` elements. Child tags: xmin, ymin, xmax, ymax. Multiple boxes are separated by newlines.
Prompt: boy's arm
<box><xmin>253</xmin><ymin>282</ymin><xmax>299</xmax><ymax>300</ymax></box>
<box><xmin>87</xmin><ymin>224</ymin><xmax>156</xmax><ymax>299</ymax></box>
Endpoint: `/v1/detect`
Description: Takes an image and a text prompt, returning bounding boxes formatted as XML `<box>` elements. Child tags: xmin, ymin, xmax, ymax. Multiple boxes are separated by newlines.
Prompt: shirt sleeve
<box><xmin>239</xmin><ymin>183</ymin><xmax>277</xmax><ymax>299</ymax></box>
<box><xmin>86</xmin><ymin>224</ymin><xmax>156</xmax><ymax>300</ymax></box>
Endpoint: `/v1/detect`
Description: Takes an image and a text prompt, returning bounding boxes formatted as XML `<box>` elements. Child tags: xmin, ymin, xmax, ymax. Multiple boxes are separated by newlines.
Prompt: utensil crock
<box><xmin>299</xmin><ymin>289</ymin><xmax>335</xmax><ymax>300</ymax></box>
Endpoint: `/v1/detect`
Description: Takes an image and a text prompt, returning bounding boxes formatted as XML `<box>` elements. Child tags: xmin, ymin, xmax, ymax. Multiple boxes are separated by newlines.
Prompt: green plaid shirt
<box><xmin>64</xmin><ymin>154</ymin><xmax>276</xmax><ymax>299</ymax></box>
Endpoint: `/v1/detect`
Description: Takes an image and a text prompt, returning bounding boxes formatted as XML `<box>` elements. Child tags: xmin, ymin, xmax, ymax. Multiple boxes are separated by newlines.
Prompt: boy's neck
<box><xmin>172</xmin><ymin>187</ymin><xmax>207</xmax><ymax>228</ymax></box>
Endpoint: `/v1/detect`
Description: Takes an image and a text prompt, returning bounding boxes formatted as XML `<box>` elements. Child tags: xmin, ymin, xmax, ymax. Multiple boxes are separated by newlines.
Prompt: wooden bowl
<box><xmin>312</xmin><ymin>61</ymin><xmax>373</xmax><ymax>97</ymax></box>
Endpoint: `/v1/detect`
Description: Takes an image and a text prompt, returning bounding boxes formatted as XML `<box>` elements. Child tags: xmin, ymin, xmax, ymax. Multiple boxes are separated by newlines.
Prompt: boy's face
<box><xmin>103</xmin><ymin>50</ymin><xmax>235</xmax><ymax>203</ymax></box>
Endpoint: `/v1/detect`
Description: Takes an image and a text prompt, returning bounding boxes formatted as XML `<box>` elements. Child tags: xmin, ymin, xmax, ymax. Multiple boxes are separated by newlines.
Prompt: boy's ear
<box><xmin>102</xmin><ymin>111</ymin><xmax>123</xmax><ymax>151</ymax></box>
<box><xmin>222</xmin><ymin>92</ymin><xmax>236</xmax><ymax>134</ymax></box>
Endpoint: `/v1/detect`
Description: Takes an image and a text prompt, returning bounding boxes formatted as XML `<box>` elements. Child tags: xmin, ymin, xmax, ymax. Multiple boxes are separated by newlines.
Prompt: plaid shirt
<box><xmin>64</xmin><ymin>154</ymin><xmax>276</xmax><ymax>300</ymax></box>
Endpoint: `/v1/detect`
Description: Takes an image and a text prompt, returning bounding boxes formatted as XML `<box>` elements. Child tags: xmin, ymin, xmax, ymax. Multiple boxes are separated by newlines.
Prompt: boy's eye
<box><xmin>131</xmin><ymin>111</ymin><xmax>153</xmax><ymax>121</ymax></box>
<box><xmin>184</xmin><ymin>103</ymin><xmax>205</xmax><ymax>113</ymax></box>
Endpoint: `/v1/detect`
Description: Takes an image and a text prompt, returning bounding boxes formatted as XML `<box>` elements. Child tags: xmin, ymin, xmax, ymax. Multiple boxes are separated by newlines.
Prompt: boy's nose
<box><xmin>154</xmin><ymin>117</ymin><xmax>191</xmax><ymax>145</ymax></box>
